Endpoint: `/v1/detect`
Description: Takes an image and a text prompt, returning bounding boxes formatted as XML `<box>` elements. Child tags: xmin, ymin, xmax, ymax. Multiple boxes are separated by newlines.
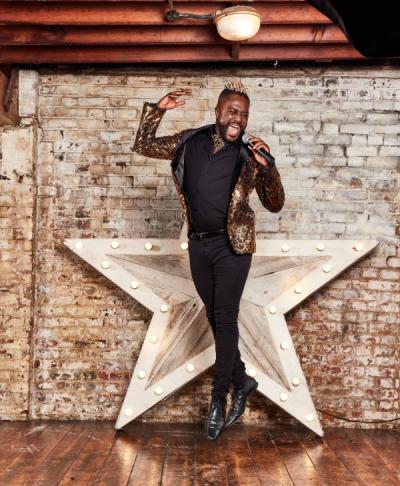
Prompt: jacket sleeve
<box><xmin>133</xmin><ymin>101</ymin><xmax>185</xmax><ymax>160</ymax></box>
<box><xmin>254</xmin><ymin>161</ymin><xmax>285</xmax><ymax>213</ymax></box>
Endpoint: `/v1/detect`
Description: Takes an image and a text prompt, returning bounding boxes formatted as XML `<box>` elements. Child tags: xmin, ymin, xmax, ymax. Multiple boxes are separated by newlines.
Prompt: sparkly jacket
<box><xmin>133</xmin><ymin>102</ymin><xmax>285</xmax><ymax>254</ymax></box>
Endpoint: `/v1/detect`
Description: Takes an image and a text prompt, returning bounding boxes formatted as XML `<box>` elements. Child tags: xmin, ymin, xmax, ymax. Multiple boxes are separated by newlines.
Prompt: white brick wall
<box><xmin>1</xmin><ymin>66</ymin><xmax>399</xmax><ymax>427</ymax></box>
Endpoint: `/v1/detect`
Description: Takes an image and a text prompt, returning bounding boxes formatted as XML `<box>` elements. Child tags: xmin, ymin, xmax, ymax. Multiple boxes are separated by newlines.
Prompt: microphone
<box><xmin>242</xmin><ymin>133</ymin><xmax>275</xmax><ymax>167</ymax></box>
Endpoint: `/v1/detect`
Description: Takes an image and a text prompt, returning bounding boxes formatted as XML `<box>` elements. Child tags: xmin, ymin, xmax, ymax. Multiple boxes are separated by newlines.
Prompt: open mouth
<box><xmin>226</xmin><ymin>124</ymin><xmax>240</xmax><ymax>138</ymax></box>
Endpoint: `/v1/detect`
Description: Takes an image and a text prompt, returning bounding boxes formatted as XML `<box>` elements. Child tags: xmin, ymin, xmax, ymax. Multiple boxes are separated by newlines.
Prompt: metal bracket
<box><xmin>165</xmin><ymin>0</ymin><xmax>214</xmax><ymax>21</ymax></box>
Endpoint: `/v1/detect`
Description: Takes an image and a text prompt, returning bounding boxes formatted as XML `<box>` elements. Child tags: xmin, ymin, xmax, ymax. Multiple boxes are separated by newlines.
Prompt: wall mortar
<box><xmin>1</xmin><ymin>66</ymin><xmax>399</xmax><ymax>428</ymax></box>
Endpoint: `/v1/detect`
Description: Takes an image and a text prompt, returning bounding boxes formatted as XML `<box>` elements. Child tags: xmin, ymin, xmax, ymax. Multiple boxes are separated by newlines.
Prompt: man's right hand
<box><xmin>156</xmin><ymin>88</ymin><xmax>192</xmax><ymax>110</ymax></box>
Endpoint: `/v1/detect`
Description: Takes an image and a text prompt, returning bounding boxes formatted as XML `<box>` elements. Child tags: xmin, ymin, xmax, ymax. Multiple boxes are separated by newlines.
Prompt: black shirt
<box><xmin>182</xmin><ymin>125</ymin><xmax>241</xmax><ymax>233</ymax></box>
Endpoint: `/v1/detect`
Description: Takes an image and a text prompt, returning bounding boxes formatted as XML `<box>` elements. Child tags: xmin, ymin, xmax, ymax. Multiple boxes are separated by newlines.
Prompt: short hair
<box><xmin>217</xmin><ymin>81</ymin><xmax>250</xmax><ymax>106</ymax></box>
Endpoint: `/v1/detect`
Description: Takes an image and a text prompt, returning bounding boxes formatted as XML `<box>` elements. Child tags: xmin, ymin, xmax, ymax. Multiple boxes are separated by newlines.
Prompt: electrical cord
<box><xmin>316</xmin><ymin>407</ymin><xmax>400</xmax><ymax>424</ymax></box>
<box><xmin>290</xmin><ymin>324</ymin><xmax>399</xmax><ymax>426</ymax></box>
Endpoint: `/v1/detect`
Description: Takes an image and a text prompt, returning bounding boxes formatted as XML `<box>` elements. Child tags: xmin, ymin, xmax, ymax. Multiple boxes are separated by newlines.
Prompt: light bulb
<box><xmin>214</xmin><ymin>6</ymin><xmax>261</xmax><ymax>42</ymax></box>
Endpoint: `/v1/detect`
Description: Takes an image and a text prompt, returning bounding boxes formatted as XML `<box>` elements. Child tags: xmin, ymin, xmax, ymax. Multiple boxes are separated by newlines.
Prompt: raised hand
<box><xmin>156</xmin><ymin>88</ymin><xmax>192</xmax><ymax>110</ymax></box>
<box><xmin>246</xmin><ymin>134</ymin><xmax>271</xmax><ymax>168</ymax></box>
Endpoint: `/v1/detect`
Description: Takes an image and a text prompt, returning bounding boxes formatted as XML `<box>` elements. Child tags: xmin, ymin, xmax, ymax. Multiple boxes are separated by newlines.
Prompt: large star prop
<box><xmin>65</xmin><ymin>224</ymin><xmax>377</xmax><ymax>436</ymax></box>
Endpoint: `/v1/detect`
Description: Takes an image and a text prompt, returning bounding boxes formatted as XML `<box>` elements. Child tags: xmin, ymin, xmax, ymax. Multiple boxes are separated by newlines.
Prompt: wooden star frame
<box><xmin>65</xmin><ymin>223</ymin><xmax>378</xmax><ymax>436</ymax></box>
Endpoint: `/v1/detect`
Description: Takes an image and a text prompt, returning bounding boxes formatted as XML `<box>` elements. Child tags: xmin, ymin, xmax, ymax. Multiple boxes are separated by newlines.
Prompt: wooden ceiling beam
<box><xmin>0</xmin><ymin>24</ymin><xmax>345</xmax><ymax>45</ymax></box>
<box><xmin>240</xmin><ymin>44</ymin><xmax>362</xmax><ymax>60</ymax></box>
<box><xmin>231</xmin><ymin>44</ymin><xmax>240</xmax><ymax>60</ymax></box>
<box><xmin>2</xmin><ymin>0</ymin><xmax>310</xmax><ymax>3</ymax></box>
<box><xmin>0</xmin><ymin>44</ymin><xmax>362</xmax><ymax>63</ymax></box>
<box><xmin>0</xmin><ymin>2</ymin><xmax>331</xmax><ymax>26</ymax></box>
<box><xmin>0</xmin><ymin>0</ymin><xmax>362</xmax><ymax>62</ymax></box>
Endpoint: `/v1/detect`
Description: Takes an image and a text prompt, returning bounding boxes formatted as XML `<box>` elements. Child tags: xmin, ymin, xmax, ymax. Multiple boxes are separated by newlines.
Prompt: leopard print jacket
<box><xmin>133</xmin><ymin>102</ymin><xmax>285</xmax><ymax>254</ymax></box>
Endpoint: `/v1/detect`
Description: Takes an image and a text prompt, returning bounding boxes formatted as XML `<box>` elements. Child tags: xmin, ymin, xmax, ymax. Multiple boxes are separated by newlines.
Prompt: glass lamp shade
<box><xmin>214</xmin><ymin>6</ymin><xmax>261</xmax><ymax>41</ymax></box>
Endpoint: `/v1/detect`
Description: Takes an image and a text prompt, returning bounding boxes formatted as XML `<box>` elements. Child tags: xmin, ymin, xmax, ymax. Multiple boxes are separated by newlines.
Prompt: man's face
<box><xmin>215</xmin><ymin>94</ymin><xmax>249</xmax><ymax>144</ymax></box>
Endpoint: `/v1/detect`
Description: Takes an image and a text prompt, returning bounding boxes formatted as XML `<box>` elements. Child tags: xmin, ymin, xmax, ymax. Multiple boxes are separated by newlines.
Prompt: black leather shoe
<box><xmin>205</xmin><ymin>396</ymin><xmax>226</xmax><ymax>440</ymax></box>
<box><xmin>225</xmin><ymin>376</ymin><xmax>258</xmax><ymax>428</ymax></box>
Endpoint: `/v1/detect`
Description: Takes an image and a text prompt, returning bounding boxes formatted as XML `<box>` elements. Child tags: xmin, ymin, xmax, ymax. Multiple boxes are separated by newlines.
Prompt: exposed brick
<box><xmin>0</xmin><ymin>105</ymin><xmax>35</xmax><ymax>419</ymax></box>
<box><xmin>1</xmin><ymin>66</ymin><xmax>399</xmax><ymax>430</ymax></box>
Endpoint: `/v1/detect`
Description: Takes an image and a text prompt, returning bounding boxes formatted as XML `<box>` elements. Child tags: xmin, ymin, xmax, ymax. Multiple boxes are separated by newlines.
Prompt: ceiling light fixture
<box><xmin>165</xmin><ymin>1</ymin><xmax>261</xmax><ymax>42</ymax></box>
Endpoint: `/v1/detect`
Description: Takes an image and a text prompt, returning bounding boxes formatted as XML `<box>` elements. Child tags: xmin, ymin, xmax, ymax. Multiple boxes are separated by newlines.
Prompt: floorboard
<box><xmin>0</xmin><ymin>421</ymin><xmax>397</xmax><ymax>486</ymax></box>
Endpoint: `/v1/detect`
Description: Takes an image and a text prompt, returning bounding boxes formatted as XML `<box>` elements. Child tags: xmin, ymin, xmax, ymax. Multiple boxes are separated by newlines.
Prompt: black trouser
<box><xmin>188</xmin><ymin>232</ymin><xmax>252</xmax><ymax>403</ymax></box>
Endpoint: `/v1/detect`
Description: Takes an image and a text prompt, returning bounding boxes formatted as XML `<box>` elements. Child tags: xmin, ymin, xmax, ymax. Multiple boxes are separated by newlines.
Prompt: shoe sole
<box><xmin>224</xmin><ymin>380</ymin><xmax>259</xmax><ymax>428</ymax></box>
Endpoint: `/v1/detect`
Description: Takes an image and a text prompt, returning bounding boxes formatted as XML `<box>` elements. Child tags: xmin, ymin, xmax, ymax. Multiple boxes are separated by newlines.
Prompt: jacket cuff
<box><xmin>257</xmin><ymin>160</ymin><xmax>275</xmax><ymax>173</ymax></box>
<box><xmin>146</xmin><ymin>101</ymin><xmax>166</xmax><ymax>114</ymax></box>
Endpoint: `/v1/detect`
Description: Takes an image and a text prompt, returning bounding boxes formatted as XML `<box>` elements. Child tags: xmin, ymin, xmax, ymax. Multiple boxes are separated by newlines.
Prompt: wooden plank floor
<box><xmin>0</xmin><ymin>421</ymin><xmax>399</xmax><ymax>486</ymax></box>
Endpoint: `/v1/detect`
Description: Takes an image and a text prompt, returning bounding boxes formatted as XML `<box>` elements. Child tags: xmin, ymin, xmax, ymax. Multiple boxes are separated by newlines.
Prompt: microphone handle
<box><xmin>254</xmin><ymin>146</ymin><xmax>275</xmax><ymax>166</ymax></box>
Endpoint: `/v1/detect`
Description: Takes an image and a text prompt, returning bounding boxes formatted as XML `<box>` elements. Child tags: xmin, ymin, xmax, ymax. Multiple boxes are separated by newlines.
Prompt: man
<box><xmin>133</xmin><ymin>81</ymin><xmax>285</xmax><ymax>440</ymax></box>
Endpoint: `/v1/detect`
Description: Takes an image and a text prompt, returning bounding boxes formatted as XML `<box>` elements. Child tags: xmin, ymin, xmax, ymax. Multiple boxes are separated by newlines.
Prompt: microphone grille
<box><xmin>242</xmin><ymin>133</ymin><xmax>250</xmax><ymax>144</ymax></box>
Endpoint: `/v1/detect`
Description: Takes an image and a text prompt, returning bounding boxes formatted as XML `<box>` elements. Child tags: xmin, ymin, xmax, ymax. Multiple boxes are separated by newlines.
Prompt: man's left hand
<box><xmin>246</xmin><ymin>134</ymin><xmax>271</xmax><ymax>168</ymax></box>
